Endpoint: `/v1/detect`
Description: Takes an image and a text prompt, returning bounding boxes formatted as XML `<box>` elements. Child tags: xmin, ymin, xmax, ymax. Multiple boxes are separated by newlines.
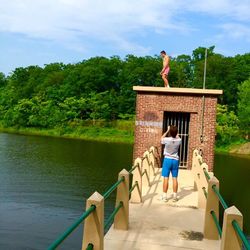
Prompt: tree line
<box><xmin>0</xmin><ymin>46</ymin><xmax>249</xmax><ymax>145</ymax></box>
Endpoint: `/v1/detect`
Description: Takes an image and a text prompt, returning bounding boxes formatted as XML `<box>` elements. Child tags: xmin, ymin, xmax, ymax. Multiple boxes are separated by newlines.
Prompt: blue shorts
<box><xmin>162</xmin><ymin>158</ymin><xmax>179</xmax><ymax>178</ymax></box>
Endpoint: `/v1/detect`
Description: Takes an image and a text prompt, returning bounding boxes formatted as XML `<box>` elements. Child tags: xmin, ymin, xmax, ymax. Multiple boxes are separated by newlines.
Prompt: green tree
<box><xmin>237</xmin><ymin>78</ymin><xmax>250</xmax><ymax>137</ymax></box>
<box><xmin>0</xmin><ymin>72</ymin><xmax>6</xmax><ymax>87</ymax></box>
<box><xmin>216</xmin><ymin>104</ymin><xmax>240</xmax><ymax>145</ymax></box>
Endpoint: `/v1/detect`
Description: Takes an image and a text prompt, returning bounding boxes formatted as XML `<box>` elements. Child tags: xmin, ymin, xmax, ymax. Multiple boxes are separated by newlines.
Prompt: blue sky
<box><xmin>0</xmin><ymin>0</ymin><xmax>249</xmax><ymax>75</ymax></box>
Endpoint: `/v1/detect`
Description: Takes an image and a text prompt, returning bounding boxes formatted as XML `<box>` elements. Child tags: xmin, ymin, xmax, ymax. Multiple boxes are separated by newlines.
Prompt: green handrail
<box><xmin>203</xmin><ymin>168</ymin><xmax>211</xmax><ymax>181</ymax></box>
<box><xmin>145</xmin><ymin>155</ymin><xmax>151</xmax><ymax>165</ymax></box>
<box><xmin>232</xmin><ymin>220</ymin><xmax>250</xmax><ymax>250</ymax></box>
<box><xmin>104</xmin><ymin>201</ymin><xmax>123</xmax><ymax>230</ymax></box>
<box><xmin>103</xmin><ymin>177</ymin><xmax>125</xmax><ymax>200</ymax></box>
<box><xmin>86</xmin><ymin>243</ymin><xmax>94</xmax><ymax>250</ymax></box>
<box><xmin>212</xmin><ymin>185</ymin><xmax>229</xmax><ymax>210</ymax></box>
<box><xmin>141</xmin><ymin>169</ymin><xmax>146</xmax><ymax>177</ymax></box>
<box><xmin>202</xmin><ymin>187</ymin><xmax>208</xmax><ymax>198</ymax></box>
<box><xmin>210</xmin><ymin>210</ymin><xmax>222</xmax><ymax>237</ymax></box>
<box><xmin>129</xmin><ymin>181</ymin><xmax>138</xmax><ymax>194</ymax></box>
<box><xmin>48</xmin><ymin>148</ymin><xmax>155</xmax><ymax>249</ymax></box>
<box><xmin>47</xmin><ymin>205</ymin><xmax>96</xmax><ymax>250</ymax></box>
<box><xmin>129</xmin><ymin>163</ymin><xmax>139</xmax><ymax>173</ymax></box>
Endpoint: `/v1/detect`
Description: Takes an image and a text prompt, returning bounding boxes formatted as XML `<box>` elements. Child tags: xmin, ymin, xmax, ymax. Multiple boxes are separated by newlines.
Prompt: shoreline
<box><xmin>0</xmin><ymin>126</ymin><xmax>249</xmax><ymax>155</ymax></box>
<box><xmin>0</xmin><ymin>125</ymin><xmax>134</xmax><ymax>145</ymax></box>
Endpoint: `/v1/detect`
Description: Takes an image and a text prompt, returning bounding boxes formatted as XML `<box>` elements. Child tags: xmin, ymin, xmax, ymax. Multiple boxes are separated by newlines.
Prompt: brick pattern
<box><xmin>133</xmin><ymin>92</ymin><xmax>218</xmax><ymax>171</ymax></box>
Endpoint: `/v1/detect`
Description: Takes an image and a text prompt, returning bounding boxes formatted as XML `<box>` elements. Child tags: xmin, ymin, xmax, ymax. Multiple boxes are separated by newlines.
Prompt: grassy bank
<box><xmin>215</xmin><ymin>139</ymin><xmax>249</xmax><ymax>154</ymax></box>
<box><xmin>1</xmin><ymin>122</ymin><xmax>249</xmax><ymax>154</ymax></box>
<box><xmin>0</xmin><ymin>121</ymin><xmax>135</xmax><ymax>144</ymax></box>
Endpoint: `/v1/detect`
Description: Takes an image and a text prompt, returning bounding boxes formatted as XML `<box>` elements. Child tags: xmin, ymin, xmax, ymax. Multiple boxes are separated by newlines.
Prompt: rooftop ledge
<box><xmin>133</xmin><ymin>86</ymin><xmax>223</xmax><ymax>95</ymax></box>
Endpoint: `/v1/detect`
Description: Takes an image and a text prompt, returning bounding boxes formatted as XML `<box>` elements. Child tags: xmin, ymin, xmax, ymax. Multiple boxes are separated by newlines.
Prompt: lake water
<box><xmin>0</xmin><ymin>133</ymin><xmax>249</xmax><ymax>249</ymax></box>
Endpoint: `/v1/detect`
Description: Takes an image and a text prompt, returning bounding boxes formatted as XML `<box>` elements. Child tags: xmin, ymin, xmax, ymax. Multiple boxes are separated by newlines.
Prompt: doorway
<box><xmin>162</xmin><ymin>112</ymin><xmax>190</xmax><ymax>168</ymax></box>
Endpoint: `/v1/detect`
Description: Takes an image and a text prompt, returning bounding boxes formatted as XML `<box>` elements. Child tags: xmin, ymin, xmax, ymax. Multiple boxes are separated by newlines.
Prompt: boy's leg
<box><xmin>163</xmin><ymin>177</ymin><xmax>169</xmax><ymax>193</ymax></box>
<box><xmin>161</xmin><ymin>158</ymin><xmax>171</xmax><ymax>200</ymax></box>
<box><xmin>173</xmin><ymin>178</ymin><xmax>178</xmax><ymax>193</ymax></box>
<box><xmin>162</xmin><ymin>74</ymin><xmax>169</xmax><ymax>87</ymax></box>
<box><xmin>171</xmin><ymin>159</ymin><xmax>179</xmax><ymax>200</ymax></box>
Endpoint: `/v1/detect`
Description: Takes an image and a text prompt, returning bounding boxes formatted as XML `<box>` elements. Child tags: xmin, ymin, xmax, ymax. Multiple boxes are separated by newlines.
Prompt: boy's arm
<box><xmin>161</xmin><ymin>126</ymin><xmax>170</xmax><ymax>140</ymax></box>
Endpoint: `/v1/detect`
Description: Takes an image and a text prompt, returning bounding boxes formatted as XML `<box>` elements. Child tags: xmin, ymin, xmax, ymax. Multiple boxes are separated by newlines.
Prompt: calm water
<box><xmin>0</xmin><ymin>133</ymin><xmax>249</xmax><ymax>249</ymax></box>
<box><xmin>214</xmin><ymin>153</ymin><xmax>250</xmax><ymax>236</ymax></box>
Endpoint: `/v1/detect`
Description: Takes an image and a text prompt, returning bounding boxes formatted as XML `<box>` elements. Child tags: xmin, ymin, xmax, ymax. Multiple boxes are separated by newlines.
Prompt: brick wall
<box><xmin>133</xmin><ymin>92</ymin><xmax>218</xmax><ymax>171</ymax></box>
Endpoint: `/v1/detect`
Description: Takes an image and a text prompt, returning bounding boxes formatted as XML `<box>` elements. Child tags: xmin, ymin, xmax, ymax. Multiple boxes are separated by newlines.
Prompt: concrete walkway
<box><xmin>105</xmin><ymin>169</ymin><xmax>220</xmax><ymax>250</ymax></box>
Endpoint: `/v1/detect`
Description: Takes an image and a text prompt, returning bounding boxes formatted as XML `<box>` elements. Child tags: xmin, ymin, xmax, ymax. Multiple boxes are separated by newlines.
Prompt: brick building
<box><xmin>133</xmin><ymin>86</ymin><xmax>223</xmax><ymax>171</ymax></box>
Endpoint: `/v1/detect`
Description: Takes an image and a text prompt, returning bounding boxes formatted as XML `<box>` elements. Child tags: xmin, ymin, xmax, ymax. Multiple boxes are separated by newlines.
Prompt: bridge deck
<box><xmin>105</xmin><ymin>169</ymin><xmax>220</xmax><ymax>249</ymax></box>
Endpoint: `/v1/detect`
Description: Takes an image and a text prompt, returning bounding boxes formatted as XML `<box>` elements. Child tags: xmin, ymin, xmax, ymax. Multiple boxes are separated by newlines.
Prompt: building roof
<box><xmin>133</xmin><ymin>86</ymin><xmax>223</xmax><ymax>95</ymax></box>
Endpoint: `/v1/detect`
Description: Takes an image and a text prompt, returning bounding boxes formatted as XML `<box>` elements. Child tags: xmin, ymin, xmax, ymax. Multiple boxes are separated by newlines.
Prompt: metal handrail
<box><xmin>202</xmin><ymin>187</ymin><xmax>208</xmax><ymax>198</ymax></box>
<box><xmin>48</xmin><ymin>147</ymin><xmax>157</xmax><ymax>249</ymax></box>
<box><xmin>232</xmin><ymin>220</ymin><xmax>250</xmax><ymax>250</ymax></box>
<box><xmin>86</xmin><ymin>243</ymin><xmax>94</xmax><ymax>250</ymax></box>
<box><xmin>195</xmin><ymin>149</ymin><xmax>249</xmax><ymax>248</ymax></box>
<box><xmin>210</xmin><ymin>210</ymin><xmax>222</xmax><ymax>237</ymax></box>
<box><xmin>212</xmin><ymin>185</ymin><xmax>229</xmax><ymax>210</ymax></box>
<box><xmin>47</xmin><ymin>205</ymin><xmax>96</xmax><ymax>250</ymax></box>
<box><xmin>104</xmin><ymin>201</ymin><xmax>124</xmax><ymax>230</ymax></box>
<box><xmin>141</xmin><ymin>169</ymin><xmax>146</xmax><ymax>177</ymax></box>
<box><xmin>129</xmin><ymin>181</ymin><xmax>138</xmax><ymax>194</ymax></box>
<box><xmin>48</xmin><ymin>176</ymin><xmax>125</xmax><ymax>249</ymax></box>
<box><xmin>203</xmin><ymin>168</ymin><xmax>211</xmax><ymax>181</ymax></box>
<box><xmin>129</xmin><ymin>163</ymin><xmax>139</xmax><ymax>173</ymax></box>
<box><xmin>103</xmin><ymin>176</ymin><xmax>125</xmax><ymax>200</ymax></box>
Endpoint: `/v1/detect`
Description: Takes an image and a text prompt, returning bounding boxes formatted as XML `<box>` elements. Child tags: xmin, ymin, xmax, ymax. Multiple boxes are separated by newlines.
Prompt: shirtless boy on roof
<box><xmin>160</xmin><ymin>50</ymin><xmax>170</xmax><ymax>88</ymax></box>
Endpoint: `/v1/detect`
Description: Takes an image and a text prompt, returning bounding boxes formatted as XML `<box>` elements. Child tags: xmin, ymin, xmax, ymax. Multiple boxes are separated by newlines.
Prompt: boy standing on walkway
<box><xmin>160</xmin><ymin>50</ymin><xmax>170</xmax><ymax>88</ymax></box>
<box><xmin>161</xmin><ymin>125</ymin><xmax>181</xmax><ymax>202</ymax></box>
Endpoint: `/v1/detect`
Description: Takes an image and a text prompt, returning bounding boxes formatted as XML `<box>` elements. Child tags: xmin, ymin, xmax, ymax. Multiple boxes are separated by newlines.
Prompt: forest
<box><xmin>0</xmin><ymin>46</ymin><xmax>249</xmax><ymax>147</ymax></box>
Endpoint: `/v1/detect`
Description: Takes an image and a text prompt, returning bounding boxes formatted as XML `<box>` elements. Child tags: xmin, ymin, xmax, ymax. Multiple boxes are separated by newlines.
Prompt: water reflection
<box><xmin>0</xmin><ymin>133</ymin><xmax>133</xmax><ymax>249</ymax></box>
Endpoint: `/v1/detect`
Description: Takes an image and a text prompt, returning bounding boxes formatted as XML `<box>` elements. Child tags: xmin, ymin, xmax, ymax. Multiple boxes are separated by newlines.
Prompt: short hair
<box><xmin>169</xmin><ymin>125</ymin><xmax>178</xmax><ymax>138</ymax></box>
<box><xmin>160</xmin><ymin>50</ymin><xmax>166</xmax><ymax>54</ymax></box>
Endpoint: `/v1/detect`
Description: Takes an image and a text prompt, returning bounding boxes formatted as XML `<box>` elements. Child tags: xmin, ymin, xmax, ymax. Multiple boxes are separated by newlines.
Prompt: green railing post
<box><xmin>82</xmin><ymin>192</ymin><xmax>104</xmax><ymax>250</ymax></box>
<box><xmin>204</xmin><ymin>176</ymin><xmax>220</xmax><ymax>240</ymax></box>
<box><xmin>114</xmin><ymin>169</ymin><xmax>129</xmax><ymax>230</ymax></box>
<box><xmin>197</xmin><ymin>161</ymin><xmax>208</xmax><ymax>209</ymax></box>
<box><xmin>221</xmin><ymin>206</ymin><xmax>244</xmax><ymax>250</ymax></box>
<box><xmin>130</xmin><ymin>158</ymin><xmax>142</xmax><ymax>203</ymax></box>
<box><xmin>142</xmin><ymin>151</ymin><xmax>151</xmax><ymax>185</ymax></box>
<box><xmin>191</xmin><ymin>149</ymin><xmax>199</xmax><ymax>191</ymax></box>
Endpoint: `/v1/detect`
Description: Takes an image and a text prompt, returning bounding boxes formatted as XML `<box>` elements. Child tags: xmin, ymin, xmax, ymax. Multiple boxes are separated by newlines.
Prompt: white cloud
<box><xmin>0</xmin><ymin>0</ymin><xmax>249</xmax><ymax>54</ymax></box>
<box><xmin>219</xmin><ymin>23</ymin><xmax>250</xmax><ymax>42</ymax></box>
<box><xmin>0</xmin><ymin>0</ymin><xmax>178</xmax><ymax>53</ymax></box>
<box><xmin>182</xmin><ymin>0</ymin><xmax>250</xmax><ymax>22</ymax></box>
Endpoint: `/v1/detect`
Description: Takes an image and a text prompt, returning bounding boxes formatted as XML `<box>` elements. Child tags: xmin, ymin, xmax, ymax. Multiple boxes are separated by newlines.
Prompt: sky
<box><xmin>0</xmin><ymin>0</ymin><xmax>250</xmax><ymax>75</ymax></box>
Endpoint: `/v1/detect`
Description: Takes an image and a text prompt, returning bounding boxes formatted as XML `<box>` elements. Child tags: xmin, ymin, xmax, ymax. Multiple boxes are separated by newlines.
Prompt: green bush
<box><xmin>238</xmin><ymin>78</ymin><xmax>250</xmax><ymax>137</ymax></box>
<box><xmin>216</xmin><ymin>104</ymin><xmax>240</xmax><ymax>146</ymax></box>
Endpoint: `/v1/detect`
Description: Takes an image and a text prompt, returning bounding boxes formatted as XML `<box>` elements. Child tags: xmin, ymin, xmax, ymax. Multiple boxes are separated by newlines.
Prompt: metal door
<box><xmin>162</xmin><ymin>112</ymin><xmax>190</xmax><ymax>168</ymax></box>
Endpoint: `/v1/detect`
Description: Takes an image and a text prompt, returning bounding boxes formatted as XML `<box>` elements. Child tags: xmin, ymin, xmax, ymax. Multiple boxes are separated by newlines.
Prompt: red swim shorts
<box><xmin>163</xmin><ymin>67</ymin><xmax>170</xmax><ymax>75</ymax></box>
